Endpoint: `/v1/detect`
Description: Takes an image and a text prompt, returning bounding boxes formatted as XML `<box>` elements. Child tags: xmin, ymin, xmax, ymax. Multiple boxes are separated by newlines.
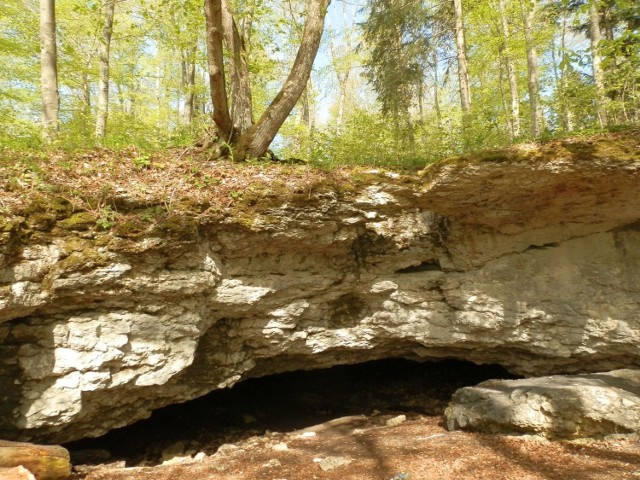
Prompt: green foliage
<box><xmin>281</xmin><ymin>109</ymin><xmax>442</xmax><ymax>170</ymax></box>
<box><xmin>0</xmin><ymin>0</ymin><xmax>638</xmax><ymax>163</ymax></box>
<box><xmin>96</xmin><ymin>206</ymin><xmax>116</xmax><ymax>230</ymax></box>
<box><xmin>361</xmin><ymin>0</ymin><xmax>429</xmax><ymax>124</ymax></box>
<box><xmin>133</xmin><ymin>154</ymin><xmax>152</xmax><ymax>170</ymax></box>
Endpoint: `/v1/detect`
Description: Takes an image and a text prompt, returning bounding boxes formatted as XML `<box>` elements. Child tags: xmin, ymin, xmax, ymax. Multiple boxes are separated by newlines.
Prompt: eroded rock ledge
<box><xmin>1</xmin><ymin>133</ymin><xmax>640</xmax><ymax>443</ymax></box>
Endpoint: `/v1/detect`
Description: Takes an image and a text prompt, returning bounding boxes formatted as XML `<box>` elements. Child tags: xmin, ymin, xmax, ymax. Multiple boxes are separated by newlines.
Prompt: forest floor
<box><xmin>76</xmin><ymin>413</ymin><xmax>640</xmax><ymax>480</ymax></box>
<box><xmin>2</xmin><ymin>128</ymin><xmax>638</xmax><ymax>226</ymax></box>
<box><xmin>69</xmin><ymin>360</ymin><xmax>640</xmax><ymax>480</ymax></box>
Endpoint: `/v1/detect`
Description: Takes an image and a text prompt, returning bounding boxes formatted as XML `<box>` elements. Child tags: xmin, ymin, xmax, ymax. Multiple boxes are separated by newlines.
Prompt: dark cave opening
<box><xmin>65</xmin><ymin>358</ymin><xmax>516</xmax><ymax>467</ymax></box>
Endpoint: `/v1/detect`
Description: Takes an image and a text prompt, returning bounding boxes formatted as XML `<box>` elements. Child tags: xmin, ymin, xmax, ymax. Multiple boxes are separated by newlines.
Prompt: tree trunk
<box><xmin>498</xmin><ymin>55</ymin><xmax>514</xmax><ymax>140</ymax></box>
<box><xmin>0</xmin><ymin>440</ymin><xmax>70</xmax><ymax>480</ymax></box>
<box><xmin>521</xmin><ymin>0</ymin><xmax>542</xmax><ymax>138</ymax></box>
<box><xmin>235</xmin><ymin>0</ymin><xmax>330</xmax><ymax>160</ymax></box>
<box><xmin>335</xmin><ymin>82</ymin><xmax>347</xmax><ymax>133</ymax></box>
<box><xmin>241</xmin><ymin>0</ymin><xmax>256</xmax><ymax>52</ymax></box>
<box><xmin>452</xmin><ymin>0</ymin><xmax>472</xmax><ymax>115</ymax></box>
<box><xmin>221</xmin><ymin>0</ymin><xmax>253</xmax><ymax>134</ymax></box>
<box><xmin>600</xmin><ymin>0</ymin><xmax>622</xmax><ymax>123</ymax></box>
<box><xmin>559</xmin><ymin>8</ymin><xmax>574</xmax><ymax>132</ymax></box>
<box><xmin>328</xmin><ymin>28</ymin><xmax>349</xmax><ymax>134</ymax></box>
<box><xmin>498</xmin><ymin>0</ymin><xmax>520</xmax><ymax>138</ymax></box>
<box><xmin>95</xmin><ymin>0</ymin><xmax>116</xmax><ymax>140</ymax></box>
<box><xmin>39</xmin><ymin>0</ymin><xmax>59</xmax><ymax>143</ymax></box>
<box><xmin>432</xmin><ymin>48</ymin><xmax>442</xmax><ymax>130</ymax></box>
<box><xmin>182</xmin><ymin>44</ymin><xmax>197</xmax><ymax>126</ymax></box>
<box><xmin>204</xmin><ymin>0</ymin><xmax>232</xmax><ymax>139</ymax></box>
<box><xmin>301</xmin><ymin>83</ymin><xmax>311</xmax><ymax>127</ymax></box>
<box><xmin>589</xmin><ymin>0</ymin><xmax>608</xmax><ymax>127</ymax></box>
<box><xmin>330</xmin><ymin>1</ymin><xmax>352</xmax><ymax>134</ymax></box>
<box><xmin>601</xmin><ymin>0</ymin><xmax>615</xmax><ymax>42</ymax></box>
<box><xmin>81</xmin><ymin>71</ymin><xmax>92</xmax><ymax>137</ymax></box>
<box><xmin>155</xmin><ymin>64</ymin><xmax>162</xmax><ymax>127</ymax></box>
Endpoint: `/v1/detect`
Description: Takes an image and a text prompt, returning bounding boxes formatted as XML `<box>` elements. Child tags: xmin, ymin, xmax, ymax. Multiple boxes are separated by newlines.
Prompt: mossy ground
<box><xmin>1</xmin><ymin>129</ymin><xmax>638</xmax><ymax>246</ymax></box>
<box><xmin>419</xmin><ymin>127</ymin><xmax>640</xmax><ymax>181</ymax></box>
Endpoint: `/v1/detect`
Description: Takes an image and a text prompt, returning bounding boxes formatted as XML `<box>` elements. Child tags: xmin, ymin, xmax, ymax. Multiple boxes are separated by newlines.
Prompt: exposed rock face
<box><xmin>445</xmin><ymin>369</ymin><xmax>640</xmax><ymax>438</ymax></box>
<box><xmin>1</xmin><ymin>135</ymin><xmax>640</xmax><ymax>443</ymax></box>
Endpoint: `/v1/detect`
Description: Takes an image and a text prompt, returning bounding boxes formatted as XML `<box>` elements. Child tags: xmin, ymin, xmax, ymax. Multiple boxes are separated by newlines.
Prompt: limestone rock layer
<box><xmin>1</xmin><ymin>135</ymin><xmax>640</xmax><ymax>443</ymax></box>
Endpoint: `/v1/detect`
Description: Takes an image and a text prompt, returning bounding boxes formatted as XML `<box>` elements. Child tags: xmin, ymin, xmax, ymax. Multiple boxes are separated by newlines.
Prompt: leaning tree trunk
<box><xmin>234</xmin><ymin>0</ymin><xmax>330</xmax><ymax>160</ymax></box>
<box><xmin>221</xmin><ymin>0</ymin><xmax>254</xmax><ymax>134</ymax></box>
<box><xmin>204</xmin><ymin>0</ymin><xmax>233</xmax><ymax>140</ymax></box>
<box><xmin>95</xmin><ymin>0</ymin><xmax>116</xmax><ymax>140</ymax></box>
<box><xmin>453</xmin><ymin>0</ymin><xmax>472</xmax><ymax>116</ymax></box>
<box><xmin>521</xmin><ymin>0</ymin><xmax>543</xmax><ymax>138</ymax></box>
<box><xmin>39</xmin><ymin>0</ymin><xmax>59</xmax><ymax>143</ymax></box>
<box><xmin>589</xmin><ymin>0</ymin><xmax>608</xmax><ymax>127</ymax></box>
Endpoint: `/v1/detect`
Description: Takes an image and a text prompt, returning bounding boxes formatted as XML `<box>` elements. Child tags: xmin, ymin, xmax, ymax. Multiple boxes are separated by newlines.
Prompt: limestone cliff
<box><xmin>1</xmin><ymin>131</ymin><xmax>639</xmax><ymax>443</ymax></box>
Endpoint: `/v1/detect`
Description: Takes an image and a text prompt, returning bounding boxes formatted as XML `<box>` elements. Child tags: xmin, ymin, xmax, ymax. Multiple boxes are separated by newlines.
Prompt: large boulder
<box><xmin>0</xmin><ymin>440</ymin><xmax>70</xmax><ymax>480</ymax></box>
<box><xmin>445</xmin><ymin>369</ymin><xmax>640</xmax><ymax>438</ymax></box>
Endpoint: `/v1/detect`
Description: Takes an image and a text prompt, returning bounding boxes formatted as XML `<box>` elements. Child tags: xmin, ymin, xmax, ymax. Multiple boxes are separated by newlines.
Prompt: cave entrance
<box><xmin>65</xmin><ymin>358</ymin><xmax>515</xmax><ymax>467</ymax></box>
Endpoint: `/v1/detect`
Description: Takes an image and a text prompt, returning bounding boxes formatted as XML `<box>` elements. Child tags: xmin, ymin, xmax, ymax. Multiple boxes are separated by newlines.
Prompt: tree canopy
<box><xmin>0</xmin><ymin>0</ymin><xmax>638</xmax><ymax>165</ymax></box>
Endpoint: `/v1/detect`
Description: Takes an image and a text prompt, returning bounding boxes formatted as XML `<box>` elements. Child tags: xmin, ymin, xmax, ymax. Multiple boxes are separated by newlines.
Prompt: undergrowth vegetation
<box><xmin>1</xmin><ymin>128</ymin><xmax>638</xmax><ymax>234</ymax></box>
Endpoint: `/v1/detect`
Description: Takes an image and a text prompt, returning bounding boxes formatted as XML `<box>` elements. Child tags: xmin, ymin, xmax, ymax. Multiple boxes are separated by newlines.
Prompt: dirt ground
<box><xmin>77</xmin><ymin>413</ymin><xmax>640</xmax><ymax>480</ymax></box>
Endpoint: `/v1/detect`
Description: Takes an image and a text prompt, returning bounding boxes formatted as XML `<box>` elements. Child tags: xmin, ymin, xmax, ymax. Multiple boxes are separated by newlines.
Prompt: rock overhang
<box><xmin>1</xmin><ymin>131</ymin><xmax>640</xmax><ymax>443</ymax></box>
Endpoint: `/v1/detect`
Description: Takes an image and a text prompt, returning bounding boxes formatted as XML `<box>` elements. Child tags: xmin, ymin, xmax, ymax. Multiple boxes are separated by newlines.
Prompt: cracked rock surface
<box><xmin>1</xmin><ymin>135</ymin><xmax>640</xmax><ymax>443</ymax></box>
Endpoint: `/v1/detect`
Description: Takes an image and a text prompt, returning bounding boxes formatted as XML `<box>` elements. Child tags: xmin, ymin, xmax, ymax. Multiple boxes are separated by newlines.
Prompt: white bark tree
<box><xmin>453</xmin><ymin>0</ymin><xmax>472</xmax><ymax>116</ymax></box>
<box><xmin>521</xmin><ymin>0</ymin><xmax>543</xmax><ymax>138</ymax></box>
<box><xmin>39</xmin><ymin>0</ymin><xmax>59</xmax><ymax>143</ymax></box>
<box><xmin>498</xmin><ymin>0</ymin><xmax>520</xmax><ymax>138</ymax></box>
<box><xmin>95</xmin><ymin>0</ymin><xmax>116</xmax><ymax>140</ymax></box>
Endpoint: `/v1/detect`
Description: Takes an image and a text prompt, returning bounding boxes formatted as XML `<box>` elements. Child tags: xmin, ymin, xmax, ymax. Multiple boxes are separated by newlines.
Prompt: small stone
<box><xmin>386</xmin><ymin>415</ymin><xmax>407</xmax><ymax>427</ymax></box>
<box><xmin>317</xmin><ymin>456</ymin><xmax>352</xmax><ymax>471</ymax></box>
<box><xmin>162</xmin><ymin>455</ymin><xmax>193</xmax><ymax>466</ymax></box>
<box><xmin>0</xmin><ymin>466</ymin><xmax>36</xmax><ymax>480</ymax></box>
<box><xmin>271</xmin><ymin>442</ymin><xmax>289</xmax><ymax>451</ymax></box>
<box><xmin>263</xmin><ymin>458</ymin><xmax>282</xmax><ymax>468</ymax></box>
<box><xmin>389</xmin><ymin>473</ymin><xmax>410</xmax><ymax>480</ymax></box>
<box><xmin>193</xmin><ymin>452</ymin><xmax>207</xmax><ymax>461</ymax></box>
<box><xmin>370</xmin><ymin>281</ymin><xmax>398</xmax><ymax>293</ymax></box>
<box><xmin>161</xmin><ymin>440</ymin><xmax>187</xmax><ymax>462</ymax></box>
<box><xmin>297</xmin><ymin>431</ymin><xmax>316</xmax><ymax>438</ymax></box>
<box><xmin>99</xmin><ymin>460</ymin><xmax>126</xmax><ymax>469</ymax></box>
<box><xmin>216</xmin><ymin>443</ymin><xmax>240</xmax><ymax>454</ymax></box>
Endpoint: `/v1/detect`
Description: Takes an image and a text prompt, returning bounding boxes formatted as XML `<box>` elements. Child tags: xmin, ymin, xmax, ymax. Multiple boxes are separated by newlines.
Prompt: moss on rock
<box><xmin>155</xmin><ymin>214</ymin><xmax>199</xmax><ymax>240</ymax></box>
<box><xmin>112</xmin><ymin>218</ymin><xmax>148</xmax><ymax>239</ymax></box>
<box><xmin>57</xmin><ymin>212</ymin><xmax>97</xmax><ymax>231</ymax></box>
<box><xmin>55</xmin><ymin>249</ymin><xmax>111</xmax><ymax>274</ymax></box>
